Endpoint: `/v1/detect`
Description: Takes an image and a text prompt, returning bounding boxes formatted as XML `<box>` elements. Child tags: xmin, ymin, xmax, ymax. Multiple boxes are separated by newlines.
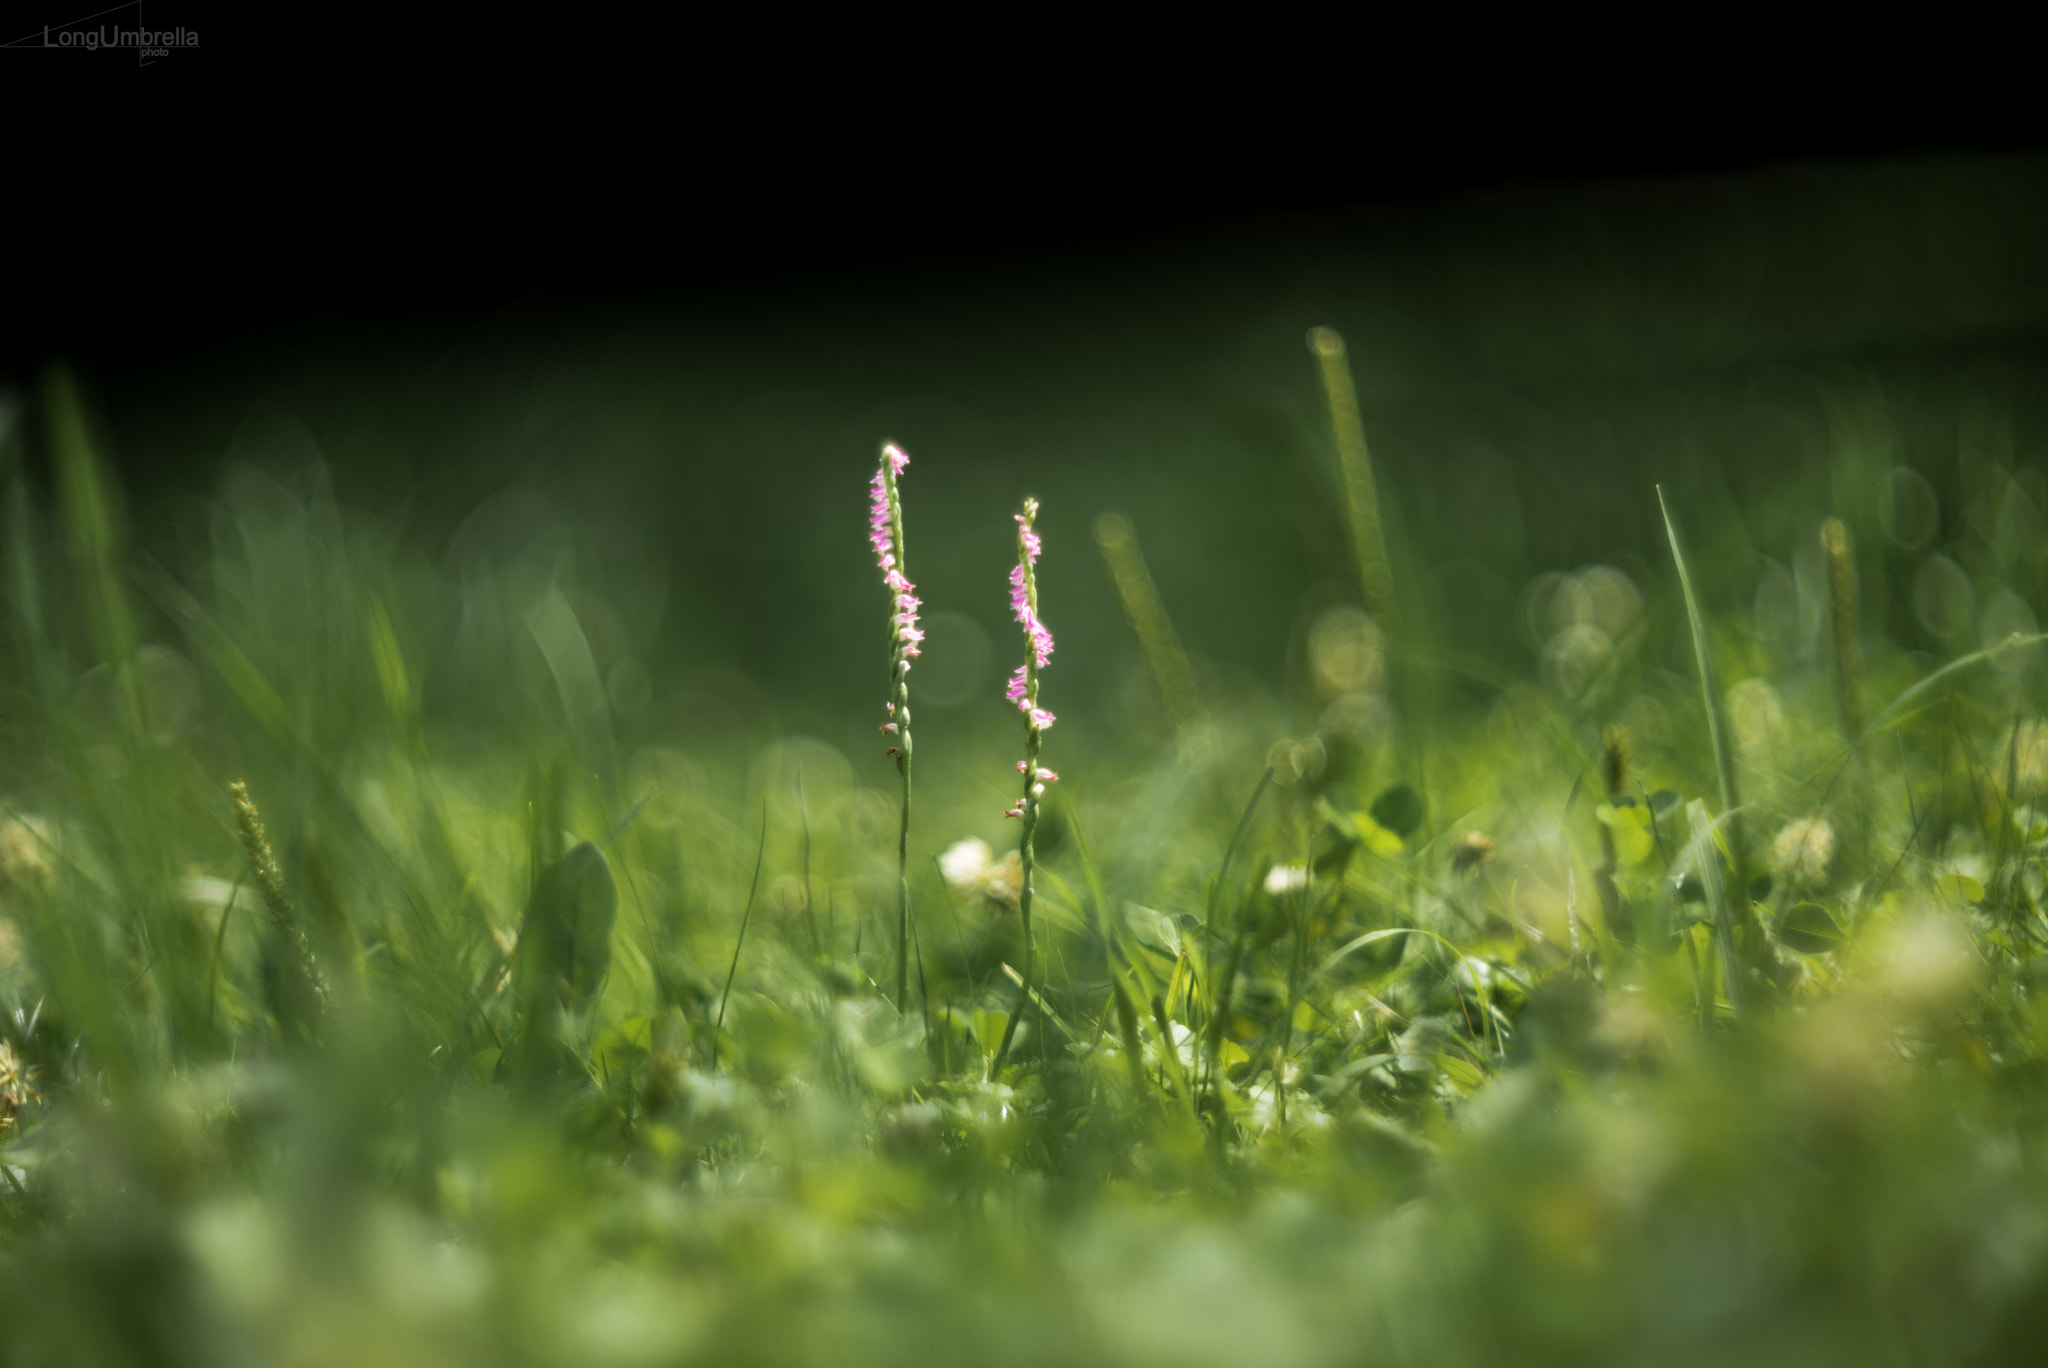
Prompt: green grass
<box><xmin>6</xmin><ymin>341</ymin><xmax>2048</xmax><ymax>1368</ymax></box>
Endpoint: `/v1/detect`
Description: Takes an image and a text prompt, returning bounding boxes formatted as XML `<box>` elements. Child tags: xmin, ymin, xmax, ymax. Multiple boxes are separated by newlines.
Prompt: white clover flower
<box><xmin>1771</xmin><ymin>814</ymin><xmax>1837</xmax><ymax>892</ymax></box>
<box><xmin>1264</xmin><ymin>864</ymin><xmax>1309</xmax><ymax>896</ymax></box>
<box><xmin>940</xmin><ymin>838</ymin><xmax>993</xmax><ymax>891</ymax></box>
<box><xmin>939</xmin><ymin>837</ymin><xmax>1023</xmax><ymax>908</ymax></box>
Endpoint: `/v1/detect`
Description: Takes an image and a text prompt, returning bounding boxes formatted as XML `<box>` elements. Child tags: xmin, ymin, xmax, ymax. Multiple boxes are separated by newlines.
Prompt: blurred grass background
<box><xmin>79</xmin><ymin>154</ymin><xmax>2048</xmax><ymax>753</ymax></box>
<box><xmin>6</xmin><ymin>150</ymin><xmax>2048</xmax><ymax>1366</ymax></box>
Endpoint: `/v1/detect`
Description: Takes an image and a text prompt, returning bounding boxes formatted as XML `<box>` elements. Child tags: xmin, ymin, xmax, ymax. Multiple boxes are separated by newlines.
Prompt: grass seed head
<box><xmin>230</xmin><ymin>780</ymin><xmax>331</xmax><ymax>1009</ymax></box>
<box><xmin>230</xmin><ymin>781</ymin><xmax>291</xmax><ymax>920</ymax></box>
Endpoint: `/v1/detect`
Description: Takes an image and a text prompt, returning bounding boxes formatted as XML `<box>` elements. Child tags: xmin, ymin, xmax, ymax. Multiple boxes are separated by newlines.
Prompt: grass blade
<box><xmin>712</xmin><ymin>807</ymin><xmax>770</xmax><ymax>1071</ymax></box>
<box><xmin>1686</xmin><ymin>799</ymin><xmax>1745</xmax><ymax>1019</ymax></box>
<box><xmin>1658</xmin><ymin>485</ymin><xmax>1768</xmax><ymax>1001</ymax></box>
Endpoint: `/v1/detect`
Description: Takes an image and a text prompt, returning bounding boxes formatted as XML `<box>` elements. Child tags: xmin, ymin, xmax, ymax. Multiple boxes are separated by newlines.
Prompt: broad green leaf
<box><xmin>519</xmin><ymin>841</ymin><xmax>619</xmax><ymax>1011</ymax></box>
<box><xmin>1777</xmin><ymin>902</ymin><xmax>1842</xmax><ymax>955</ymax></box>
<box><xmin>1938</xmin><ymin>872</ymin><xmax>1986</xmax><ymax>906</ymax></box>
<box><xmin>1370</xmin><ymin>783</ymin><xmax>1426</xmax><ymax>839</ymax></box>
<box><xmin>1437</xmin><ymin>1051</ymin><xmax>1488</xmax><ymax>1091</ymax></box>
<box><xmin>1123</xmin><ymin>901</ymin><xmax>1182</xmax><ymax>955</ymax></box>
<box><xmin>1595</xmin><ymin>803</ymin><xmax>1655</xmax><ymax>864</ymax></box>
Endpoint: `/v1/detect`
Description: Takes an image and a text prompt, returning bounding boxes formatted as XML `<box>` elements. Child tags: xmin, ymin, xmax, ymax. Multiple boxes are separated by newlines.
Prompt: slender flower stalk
<box><xmin>991</xmin><ymin>498</ymin><xmax>1056</xmax><ymax>1075</ymax></box>
<box><xmin>870</xmin><ymin>443</ymin><xmax>922</xmax><ymax>1012</ymax></box>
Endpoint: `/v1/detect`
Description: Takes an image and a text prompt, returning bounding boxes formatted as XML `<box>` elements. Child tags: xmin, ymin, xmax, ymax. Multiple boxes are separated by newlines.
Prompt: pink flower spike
<box><xmin>870</xmin><ymin>446</ymin><xmax>921</xmax><ymax>672</ymax></box>
<box><xmin>1004</xmin><ymin>497</ymin><xmax>1057</xmax><ymax>731</ymax></box>
<box><xmin>872</xmin><ymin>444</ymin><xmax>922</xmax><ymax>751</ymax></box>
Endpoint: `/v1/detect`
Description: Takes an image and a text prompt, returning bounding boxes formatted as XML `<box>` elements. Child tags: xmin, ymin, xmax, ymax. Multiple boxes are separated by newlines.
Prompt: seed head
<box><xmin>230</xmin><ymin>781</ymin><xmax>331</xmax><ymax>1008</ymax></box>
<box><xmin>1451</xmin><ymin>831</ymin><xmax>1497</xmax><ymax>875</ymax></box>
<box><xmin>1600</xmin><ymin>725</ymin><xmax>1631</xmax><ymax>797</ymax></box>
<box><xmin>231</xmin><ymin>781</ymin><xmax>292</xmax><ymax>922</ymax></box>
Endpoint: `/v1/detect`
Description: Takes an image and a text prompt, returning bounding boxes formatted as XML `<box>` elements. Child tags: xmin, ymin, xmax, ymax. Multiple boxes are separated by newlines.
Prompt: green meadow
<box><xmin>7</xmin><ymin>157</ymin><xmax>2048</xmax><ymax>1365</ymax></box>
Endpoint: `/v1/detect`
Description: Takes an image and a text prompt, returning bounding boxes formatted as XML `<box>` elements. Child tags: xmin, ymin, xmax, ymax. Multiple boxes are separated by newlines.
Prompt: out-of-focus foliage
<box><xmin>8</xmin><ymin>158</ymin><xmax>2048</xmax><ymax>1365</ymax></box>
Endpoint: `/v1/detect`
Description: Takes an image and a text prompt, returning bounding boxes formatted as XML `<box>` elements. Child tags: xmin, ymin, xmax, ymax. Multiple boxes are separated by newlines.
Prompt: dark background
<box><xmin>8</xmin><ymin>64</ymin><xmax>2048</xmax><ymax>761</ymax></box>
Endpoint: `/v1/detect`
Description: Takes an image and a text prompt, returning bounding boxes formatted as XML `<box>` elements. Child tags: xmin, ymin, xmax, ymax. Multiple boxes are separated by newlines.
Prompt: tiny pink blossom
<box><xmin>869</xmin><ymin>474</ymin><xmax>895</xmax><ymax>566</ymax></box>
<box><xmin>1007</xmin><ymin>570</ymin><xmax>1053</xmax><ymax>670</ymax></box>
<box><xmin>1015</xmin><ymin>512</ymin><xmax>1042</xmax><ymax>565</ymax></box>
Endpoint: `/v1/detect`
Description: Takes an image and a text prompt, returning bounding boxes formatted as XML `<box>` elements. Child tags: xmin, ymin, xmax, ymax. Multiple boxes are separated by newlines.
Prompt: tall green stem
<box><xmin>894</xmin><ymin>669</ymin><xmax>912</xmax><ymax>1014</ymax></box>
<box><xmin>990</xmin><ymin>728</ymin><xmax>1039</xmax><ymax>1076</ymax></box>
